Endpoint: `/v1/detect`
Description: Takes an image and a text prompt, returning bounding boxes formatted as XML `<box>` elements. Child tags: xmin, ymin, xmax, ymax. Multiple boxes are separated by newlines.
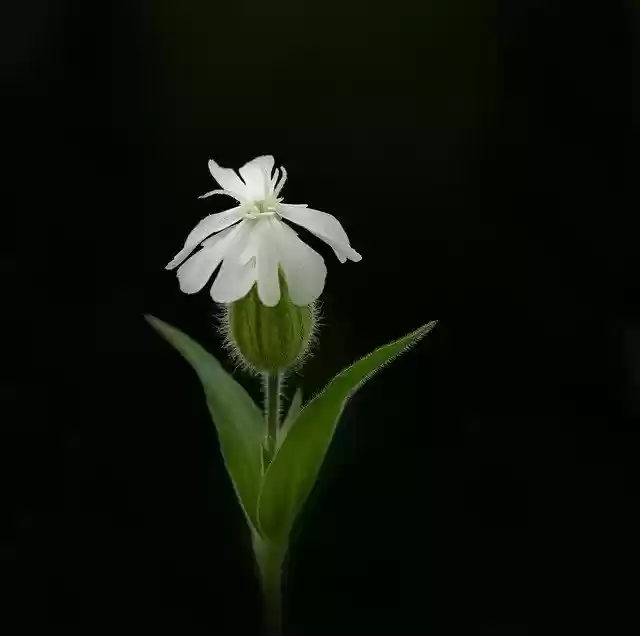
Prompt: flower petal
<box><xmin>238</xmin><ymin>219</ymin><xmax>262</xmax><ymax>264</ymax></box>
<box><xmin>270</xmin><ymin>168</ymin><xmax>280</xmax><ymax>191</ymax></box>
<box><xmin>272</xmin><ymin>219</ymin><xmax>327</xmax><ymax>306</ymax></box>
<box><xmin>239</xmin><ymin>155</ymin><xmax>275</xmax><ymax>200</ymax></box>
<box><xmin>208</xmin><ymin>159</ymin><xmax>249</xmax><ymax>199</ymax></box>
<box><xmin>255</xmin><ymin>218</ymin><xmax>281</xmax><ymax>307</ymax></box>
<box><xmin>210</xmin><ymin>253</ymin><xmax>257</xmax><ymax>304</ymax></box>
<box><xmin>273</xmin><ymin>166</ymin><xmax>287</xmax><ymax>197</ymax></box>
<box><xmin>175</xmin><ymin>222</ymin><xmax>246</xmax><ymax>294</ymax></box>
<box><xmin>277</xmin><ymin>204</ymin><xmax>362</xmax><ymax>263</ymax></box>
<box><xmin>165</xmin><ymin>206</ymin><xmax>245</xmax><ymax>270</ymax></box>
<box><xmin>211</xmin><ymin>222</ymin><xmax>258</xmax><ymax>303</ymax></box>
<box><xmin>198</xmin><ymin>188</ymin><xmax>245</xmax><ymax>203</ymax></box>
<box><xmin>253</xmin><ymin>155</ymin><xmax>275</xmax><ymax>177</ymax></box>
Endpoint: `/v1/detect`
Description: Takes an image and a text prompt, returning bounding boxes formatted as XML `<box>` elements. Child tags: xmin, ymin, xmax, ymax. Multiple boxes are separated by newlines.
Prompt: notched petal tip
<box><xmin>333</xmin><ymin>245</ymin><xmax>362</xmax><ymax>264</ymax></box>
<box><xmin>278</xmin><ymin>204</ymin><xmax>361</xmax><ymax>265</ymax></box>
<box><xmin>165</xmin><ymin>249</ymin><xmax>190</xmax><ymax>271</ymax></box>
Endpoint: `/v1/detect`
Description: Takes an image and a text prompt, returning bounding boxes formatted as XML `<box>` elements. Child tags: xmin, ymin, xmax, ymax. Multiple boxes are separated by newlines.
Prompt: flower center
<box><xmin>244</xmin><ymin>197</ymin><xmax>280</xmax><ymax>220</ymax></box>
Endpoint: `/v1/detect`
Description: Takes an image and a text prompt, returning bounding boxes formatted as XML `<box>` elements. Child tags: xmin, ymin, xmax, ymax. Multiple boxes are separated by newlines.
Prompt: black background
<box><xmin>2</xmin><ymin>0</ymin><xmax>638</xmax><ymax>634</ymax></box>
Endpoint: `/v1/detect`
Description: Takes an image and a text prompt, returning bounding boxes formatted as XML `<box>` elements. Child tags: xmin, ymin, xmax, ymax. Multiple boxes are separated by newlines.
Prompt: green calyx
<box><xmin>222</xmin><ymin>273</ymin><xmax>318</xmax><ymax>375</ymax></box>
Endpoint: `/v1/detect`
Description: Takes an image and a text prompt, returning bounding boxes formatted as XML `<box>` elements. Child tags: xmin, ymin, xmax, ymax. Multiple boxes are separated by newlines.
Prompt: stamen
<box><xmin>244</xmin><ymin>206</ymin><xmax>277</xmax><ymax>220</ymax></box>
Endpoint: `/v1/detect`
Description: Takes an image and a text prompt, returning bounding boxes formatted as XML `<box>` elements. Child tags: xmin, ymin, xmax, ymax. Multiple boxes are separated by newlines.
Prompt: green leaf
<box><xmin>258</xmin><ymin>321</ymin><xmax>438</xmax><ymax>541</ymax></box>
<box><xmin>145</xmin><ymin>315</ymin><xmax>265</xmax><ymax>534</ymax></box>
<box><xmin>276</xmin><ymin>388</ymin><xmax>303</xmax><ymax>450</ymax></box>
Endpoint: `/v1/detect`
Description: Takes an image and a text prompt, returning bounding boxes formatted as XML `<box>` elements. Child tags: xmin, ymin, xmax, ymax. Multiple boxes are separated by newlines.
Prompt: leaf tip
<box><xmin>422</xmin><ymin>320</ymin><xmax>438</xmax><ymax>335</ymax></box>
<box><xmin>144</xmin><ymin>313</ymin><xmax>166</xmax><ymax>330</ymax></box>
<box><xmin>144</xmin><ymin>315</ymin><xmax>174</xmax><ymax>342</ymax></box>
<box><xmin>409</xmin><ymin>320</ymin><xmax>438</xmax><ymax>343</ymax></box>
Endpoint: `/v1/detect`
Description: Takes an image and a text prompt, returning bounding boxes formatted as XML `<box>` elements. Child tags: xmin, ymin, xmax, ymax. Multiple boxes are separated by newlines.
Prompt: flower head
<box><xmin>166</xmin><ymin>155</ymin><xmax>361</xmax><ymax>307</ymax></box>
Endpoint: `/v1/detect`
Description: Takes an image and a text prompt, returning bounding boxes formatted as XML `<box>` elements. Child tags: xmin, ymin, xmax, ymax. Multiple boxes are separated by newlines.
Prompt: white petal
<box><xmin>210</xmin><ymin>253</ymin><xmax>257</xmax><ymax>304</ymax></box>
<box><xmin>253</xmin><ymin>155</ymin><xmax>275</xmax><ymax>178</ymax></box>
<box><xmin>255</xmin><ymin>219</ymin><xmax>281</xmax><ymax>307</ymax></box>
<box><xmin>165</xmin><ymin>206</ymin><xmax>245</xmax><ymax>270</ymax></box>
<box><xmin>208</xmin><ymin>159</ymin><xmax>249</xmax><ymax>199</ymax></box>
<box><xmin>239</xmin><ymin>155</ymin><xmax>275</xmax><ymax>200</ymax></box>
<box><xmin>208</xmin><ymin>220</ymin><xmax>259</xmax><ymax>302</ymax></box>
<box><xmin>270</xmin><ymin>168</ymin><xmax>280</xmax><ymax>191</ymax></box>
<box><xmin>198</xmin><ymin>188</ymin><xmax>245</xmax><ymax>203</ymax></box>
<box><xmin>175</xmin><ymin>222</ymin><xmax>246</xmax><ymax>294</ymax></box>
<box><xmin>238</xmin><ymin>220</ymin><xmax>261</xmax><ymax>264</ymax></box>
<box><xmin>175</xmin><ymin>247</ymin><xmax>221</xmax><ymax>295</ymax></box>
<box><xmin>273</xmin><ymin>166</ymin><xmax>287</xmax><ymax>197</ymax></box>
<box><xmin>272</xmin><ymin>219</ymin><xmax>327</xmax><ymax>306</ymax></box>
<box><xmin>278</xmin><ymin>204</ymin><xmax>362</xmax><ymax>263</ymax></box>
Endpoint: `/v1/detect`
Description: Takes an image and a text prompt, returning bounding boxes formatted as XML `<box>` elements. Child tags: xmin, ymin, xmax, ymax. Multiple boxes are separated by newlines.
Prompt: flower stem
<box><xmin>264</xmin><ymin>373</ymin><xmax>281</xmax><ymax>464</ymax></box>
<box><xmin>253</xmin><ymin>534</ymin><xmax>287</xmax><ymax>636</ymax></box>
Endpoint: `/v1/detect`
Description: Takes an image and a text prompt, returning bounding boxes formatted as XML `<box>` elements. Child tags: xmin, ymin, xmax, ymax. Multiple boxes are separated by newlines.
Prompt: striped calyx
<box><xmin>223</xmin><ymin>272</ymin><xmax>317</xmax><ymax>374</ymax></box>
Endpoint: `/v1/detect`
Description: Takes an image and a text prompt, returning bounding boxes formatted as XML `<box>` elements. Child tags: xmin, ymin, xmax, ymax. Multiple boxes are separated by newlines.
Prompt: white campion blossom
<box><xmin>166</xmin><ymin>155</ymin><xmax>362</xmax><ymax>307</ymax></box>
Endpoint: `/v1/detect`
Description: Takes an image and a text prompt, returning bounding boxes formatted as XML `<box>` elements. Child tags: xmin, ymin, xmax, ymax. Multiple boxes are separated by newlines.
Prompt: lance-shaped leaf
<box><xmin>145</xmin><ymin>315</ymin><xmax>265</xmax><ymax>534</ymax></box>
<box><xmin>258</xmin><ymin>321</ymin><xmax>438</xmax><ymax>541</ymax></box>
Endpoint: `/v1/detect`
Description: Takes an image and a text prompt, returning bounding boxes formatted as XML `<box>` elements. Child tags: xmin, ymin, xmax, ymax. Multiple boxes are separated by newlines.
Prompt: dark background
<box><xmin>2</xmin><ymin>0</ymin><xmax>638</xmax><ymax>634</ymax></box>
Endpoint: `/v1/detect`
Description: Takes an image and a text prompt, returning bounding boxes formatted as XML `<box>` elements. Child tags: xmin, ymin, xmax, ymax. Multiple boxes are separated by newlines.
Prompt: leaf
<box><xmin>257</xmin><ymin>321</ymin><xmax>438</xmax><ymax>541</ymax></box>
<box><xmin>276</xmin><ymin>388</ymin><xmax>303</xmax><ymax>450</ymax></box>
<box><xmin>145</xmin><ymin>315</ymin><xmax>265</xmax><ymax>534</ymax></box>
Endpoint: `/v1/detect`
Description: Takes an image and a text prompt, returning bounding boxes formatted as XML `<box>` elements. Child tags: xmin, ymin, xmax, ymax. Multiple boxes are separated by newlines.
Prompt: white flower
<box><xmin>165</xmin><ymin>155</ymin><xmax>362</xmax><ymax>307</ymax></box>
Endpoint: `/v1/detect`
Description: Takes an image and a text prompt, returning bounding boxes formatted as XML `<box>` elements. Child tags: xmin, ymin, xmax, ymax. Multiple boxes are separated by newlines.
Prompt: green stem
<box><xmin>263</xmin><ymin>373</ymin><xmax>281</xmax><ymax>465</ymax></box>
<box><xmin>258</xmin><ymin>375</ymin><xmax>285</xmax><ymax>634</ymax></box>
<box><xmin>253</xmin><ymin>534</ymin><xmax>287</xmax><ymax>636</ymax></box>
